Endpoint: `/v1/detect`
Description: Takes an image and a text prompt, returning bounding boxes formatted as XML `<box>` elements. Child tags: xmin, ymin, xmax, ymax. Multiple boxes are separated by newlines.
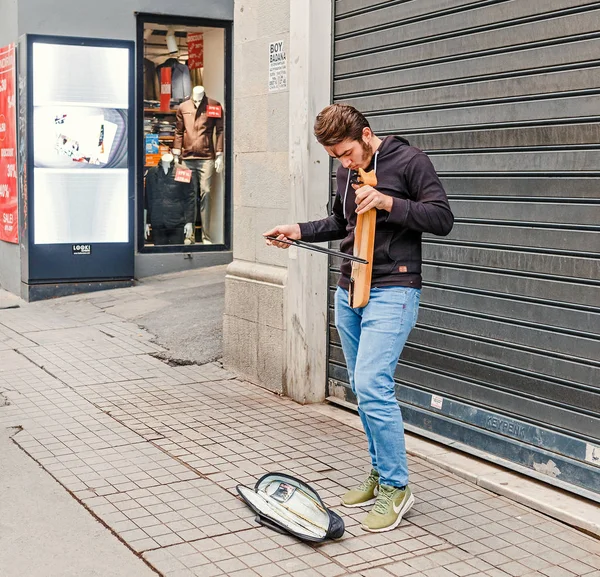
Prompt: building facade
<box><xmin>0</xmin><ymin>0</ymin><xmax>597</xmax><ymax>500</ymax></box>
<box><xmin>0</xmin><ymin>0</ymin><xmax>235</xmax><ymax>300</ymax></box>
<box><xmin>225</xmin><ymin>0</ymin><xmax>600</xmax><ymax>501</ymax></box>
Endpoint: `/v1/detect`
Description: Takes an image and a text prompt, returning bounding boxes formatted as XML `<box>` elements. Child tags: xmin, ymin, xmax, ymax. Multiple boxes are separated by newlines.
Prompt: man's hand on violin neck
<box><xmin>353</xmin><ymin>184</ymin><xmax>393</xmax><ymax>214</ymax></box>
<box><xmin>263</xmin><ymin>224</ymin><xmax>301</xmax><ymax>249</ymax></box>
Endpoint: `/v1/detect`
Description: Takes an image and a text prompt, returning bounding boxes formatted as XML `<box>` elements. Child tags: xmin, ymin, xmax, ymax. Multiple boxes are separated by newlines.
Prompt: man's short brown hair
<box><xmin>314</xmin><ymin>104</ymin><xmax>370</xmax><ymax>147</ymax></box>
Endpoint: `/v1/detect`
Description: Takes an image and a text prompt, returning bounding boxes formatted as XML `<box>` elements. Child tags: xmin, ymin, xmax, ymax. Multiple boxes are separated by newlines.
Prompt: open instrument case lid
<box><xmin>237</xmin><ymin>472</ymin><xmax>345</xmax><ymax>543</ymax></box>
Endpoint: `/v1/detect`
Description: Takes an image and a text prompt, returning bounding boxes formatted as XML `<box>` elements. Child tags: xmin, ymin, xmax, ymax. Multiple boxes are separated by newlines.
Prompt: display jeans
<box><xmin>334</xmin><ymin>285</ymin><xmax>421</xmax><ymax>488</ymax></box>
<box><xmin>184</xmin><ymin>159</ymin><xmax>215</xmax><ymax>242</ymax></box>
<box><xmin>153</xmin><ymin>227</ymin><xmax>185</xmax><ymax>245</ymax></box>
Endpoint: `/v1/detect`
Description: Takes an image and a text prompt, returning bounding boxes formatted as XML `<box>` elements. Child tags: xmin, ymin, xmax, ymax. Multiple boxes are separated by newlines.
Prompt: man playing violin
<box><xmin>264</xmin><ymin>104</ymin><xmax>453</xmax><ymax>533</ymax></box>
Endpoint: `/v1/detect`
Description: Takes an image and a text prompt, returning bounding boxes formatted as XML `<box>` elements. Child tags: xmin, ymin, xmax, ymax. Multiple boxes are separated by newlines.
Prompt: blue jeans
<box><xmin>335</xmin><ymin>285</ymin><xmax>421</xmax><ymax>488</ymax></box>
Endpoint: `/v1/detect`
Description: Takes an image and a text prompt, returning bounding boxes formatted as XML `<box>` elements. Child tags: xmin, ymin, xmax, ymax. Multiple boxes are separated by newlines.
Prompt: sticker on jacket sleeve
<box><xmin>206</xmin><ymin>105</ymin><xmax>222</xmax><ymax>118</ymax></box>
<box><xmin>431</xmin><ymin>395</ymin><xmax>443</xmax><ymax>410</ymax></box>
<box><xmin>398</xmin><ymin>265</ymin><xmax>408</xmax><ymax>273</ymax></box>
<box><xmin>174</xmin><ymin>168</ymin><xmax>192</xmax><ymax>183</ymax></box>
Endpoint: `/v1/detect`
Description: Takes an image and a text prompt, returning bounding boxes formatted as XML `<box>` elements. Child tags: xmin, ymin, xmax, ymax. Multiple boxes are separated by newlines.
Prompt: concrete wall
<box><xmin>16</xmin><ymin>0</ymin><xmax>233</xmax><ymax>39</ymax></box>
<box><xmin>0</xmin><ymin>0</ymin><xmax>18</xmax><ymax>44</ymax></box>
<box><xmin>0</xmin><ymin>243</ymin><xmax>20</xmax><ymax>296</ymax></box>
<box><xmin>0</xmin><ymin>1</ymin><xmax>20</xmax><ymax>295</ymax></box>
<box><xmin>223</xmin><ymin>0</ymin><xmax>332</xmax><ymax>402</ymax></box>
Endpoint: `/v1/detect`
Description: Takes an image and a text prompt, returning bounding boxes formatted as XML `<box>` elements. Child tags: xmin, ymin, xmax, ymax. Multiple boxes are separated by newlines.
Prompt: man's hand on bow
<box><xmin>262</xmin><ymin>224</ymin><xmax>301</xmax><ymax>249</ymax></box>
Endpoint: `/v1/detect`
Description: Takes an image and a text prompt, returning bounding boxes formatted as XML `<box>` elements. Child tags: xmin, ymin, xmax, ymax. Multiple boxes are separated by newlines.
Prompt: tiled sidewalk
<box><xmin>1</xmin><ymin>291</ymin><xmax>599</xmax><ymax>577</ymax></box>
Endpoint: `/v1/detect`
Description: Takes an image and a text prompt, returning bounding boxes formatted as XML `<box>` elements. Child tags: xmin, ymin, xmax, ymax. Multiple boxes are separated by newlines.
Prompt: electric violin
<box><xmin>348</xmin><ymin>168</ymin><xmax>377</xmax><ymax>308</ymax></box>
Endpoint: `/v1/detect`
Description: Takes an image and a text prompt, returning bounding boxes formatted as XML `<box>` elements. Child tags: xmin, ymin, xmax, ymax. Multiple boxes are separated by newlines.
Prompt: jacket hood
<box><xmin>375</xmin><ymin>135</ymin><xmax>411</xmax><ymax>162</ymax></box>
<box><xmin>338</xmin><ymin>135</ymin><xmax>412</xmax><ymax>220</ymax></box>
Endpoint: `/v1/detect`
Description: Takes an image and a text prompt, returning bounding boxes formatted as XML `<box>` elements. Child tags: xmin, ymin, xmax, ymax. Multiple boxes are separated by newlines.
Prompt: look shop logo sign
<box><xmin>0</xmin><ymin>43</ymin><xmax>18</xmax><ymax>244</ymax></box>
<box><xmin>72</xmin><ymin>244</ymin><xmax>92</xmax><ymax>255</ymax></box>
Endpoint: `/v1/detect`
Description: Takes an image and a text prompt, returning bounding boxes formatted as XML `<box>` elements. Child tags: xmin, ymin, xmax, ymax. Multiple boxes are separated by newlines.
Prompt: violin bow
<box><xmin>264</xmin><ymin>236</ymin><xmax>368</xmax><ymax>264</ymax></box>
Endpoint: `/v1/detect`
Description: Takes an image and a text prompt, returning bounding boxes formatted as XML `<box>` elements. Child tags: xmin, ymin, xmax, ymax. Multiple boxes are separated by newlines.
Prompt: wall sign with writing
<box><xmin>268</xmin><ymin>40</ymin><xmax>287</xmax><ymax>92</ymax></box>
<box><xmin>0</xmin><ymin>43</ymin><xmax>18</xmax><ymax>244</ymax></box>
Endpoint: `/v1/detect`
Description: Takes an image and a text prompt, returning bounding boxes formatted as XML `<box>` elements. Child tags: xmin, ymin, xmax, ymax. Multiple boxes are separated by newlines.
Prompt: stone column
<box><xmin>223</xmin><ymin>0</ymin><xmax>291</xmax><ymax>394</ymax></box>
<box><xmin>284</xmin><ymin>0</ymin><xmax>333</xmax><ymax>403</ymax></box>
<box><xmin>224</xmin><ymin>0</ymin><xmax>333</xmax><ymax>403</ymax></box>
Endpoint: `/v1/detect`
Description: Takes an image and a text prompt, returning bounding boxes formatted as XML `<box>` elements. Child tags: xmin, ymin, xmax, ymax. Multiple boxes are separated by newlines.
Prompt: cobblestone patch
<box><xmin>1</xmin><ymin>291</ymin><xmax>599</xmax><ymax>577</ymax></box>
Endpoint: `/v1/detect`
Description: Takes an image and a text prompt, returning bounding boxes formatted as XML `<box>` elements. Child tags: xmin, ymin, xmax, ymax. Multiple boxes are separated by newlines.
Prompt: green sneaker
<box><xmin>361</xmin><ymin>484</ymin><xmax>414</xmax><ymax>532</ymax></box>
<box><xmin>341</xmin><ymin>469</ymin><xmax>379</xmax><ymax>508</ymax></box>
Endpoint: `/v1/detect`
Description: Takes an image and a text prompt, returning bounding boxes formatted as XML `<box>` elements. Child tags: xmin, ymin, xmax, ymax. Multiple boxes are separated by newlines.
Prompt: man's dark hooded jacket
<box><xmin>299</xmin><ymin>136</ymin><xmax>454</xmax><ymax>290</ymax></box>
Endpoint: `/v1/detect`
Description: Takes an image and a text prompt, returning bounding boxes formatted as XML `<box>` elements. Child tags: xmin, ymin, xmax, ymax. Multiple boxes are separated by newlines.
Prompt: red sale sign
<box><xmin>187</xmin><ymin>33</ymin><xmax>204</xmax><ymax>70</ymax></box>
<box><xmin>0</xmin><ymin>43</ymin><xmax>17</xmax><ymax>244</ymax></box>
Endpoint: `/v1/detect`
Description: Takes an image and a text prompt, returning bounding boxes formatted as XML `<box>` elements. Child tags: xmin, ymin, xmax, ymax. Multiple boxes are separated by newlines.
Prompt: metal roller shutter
<box><xmin>327</xmin><ymin>0</ymin><xmax>600</xmax><ymax>500</ymax></box>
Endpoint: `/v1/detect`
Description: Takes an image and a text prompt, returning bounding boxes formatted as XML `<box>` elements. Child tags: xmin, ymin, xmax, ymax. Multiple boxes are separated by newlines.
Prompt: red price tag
<box><xmin>206</xmin><ymin>105</ymin><xmax>222</xmax><ymax>118</ymax></box>
<box><xmin>174</xmin><ymin>167</ymin><xmax>192</xmax><ymax>183</ymax></box>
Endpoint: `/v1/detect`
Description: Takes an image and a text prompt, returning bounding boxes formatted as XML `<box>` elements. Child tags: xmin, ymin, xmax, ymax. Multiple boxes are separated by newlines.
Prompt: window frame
<box><xmin>135</xmin><ymin>12</ymin><xmax>233</xmax><ymax>254</ymax></box>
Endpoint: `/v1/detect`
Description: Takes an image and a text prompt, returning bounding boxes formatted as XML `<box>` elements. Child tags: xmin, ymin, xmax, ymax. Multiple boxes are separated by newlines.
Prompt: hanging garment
<box><xmin>156</xmin><ymin>58</ymin><xmax>192</xmax><ymax>101</ymax></box>
<box><xmin>143</xmin><ymin>58</ymin><xmax>160</xmax><ymax>101</ymax></box>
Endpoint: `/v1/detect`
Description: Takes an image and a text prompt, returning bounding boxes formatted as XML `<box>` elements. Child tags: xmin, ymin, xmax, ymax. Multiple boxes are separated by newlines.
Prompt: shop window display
<box><xmin>142</xmin><ymin>22</ymin><xmax>226</xmax><ymax>248</ymax></box>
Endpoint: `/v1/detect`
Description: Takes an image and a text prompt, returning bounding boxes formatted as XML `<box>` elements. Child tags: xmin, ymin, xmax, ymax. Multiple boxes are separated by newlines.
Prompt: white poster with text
<box><xmin>268</xmin><ymin>41</ymin><xmax>287</xmax><ymax>92</ymax></box>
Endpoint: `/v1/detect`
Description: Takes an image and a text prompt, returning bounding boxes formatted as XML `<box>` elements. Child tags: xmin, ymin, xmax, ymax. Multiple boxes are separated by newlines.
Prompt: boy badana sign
<box><xmin>268</xmin><ymin>40</ymin><xmax>287</xmax><ymax>92</ymax></box>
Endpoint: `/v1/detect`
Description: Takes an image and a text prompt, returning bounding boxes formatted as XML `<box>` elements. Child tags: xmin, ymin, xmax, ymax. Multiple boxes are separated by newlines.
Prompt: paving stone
<box><xmin>314</xmin><ymin>564</ymin><xmax>348</xmax><ymax>577</ymax></box>
<box><xmin>446</xmin><ymin>561</ymin><xmax>481</xmax><ymax>576</ymax></box>
<box><xmin>385</xmin><ymin>561</ymin><xmax>420</xmax><ymax>576</ymax></box>
<box><xmin>423</xmin><ymin>568</ymin><xmax>457</xmax><ymax>577</ymax></box>
<box><xmin>559</xmin><ymin>560</ymin><xmax>598</xmax><ymax>575</ymax></box>
<box><xmin>361</xmin><ymin>568</ymin><xmax>393</xmax><ymax>577</ymax></box>
<box><xmin>459</xmin><ymin>541</ymin><xmax>492</xmax><ymax>555</ymax></box>
<box><xmin>253</xmin><ymin>563</ymin><xmax>288</xmax><ymax>577</ymax></box>
<box><xmin>498</xmin><ymin>545</ymin><xmax>531</xmax><ymax>561</ymax></box>
<box><xmin>501</xmin><ymin>561</ymin><xmax>538</xmax><ymax>577</ymax></box>
<box><xmin>539</xmin><ymin>568</ymin><xmax>578</xmax><ymax>577</ymax></box>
